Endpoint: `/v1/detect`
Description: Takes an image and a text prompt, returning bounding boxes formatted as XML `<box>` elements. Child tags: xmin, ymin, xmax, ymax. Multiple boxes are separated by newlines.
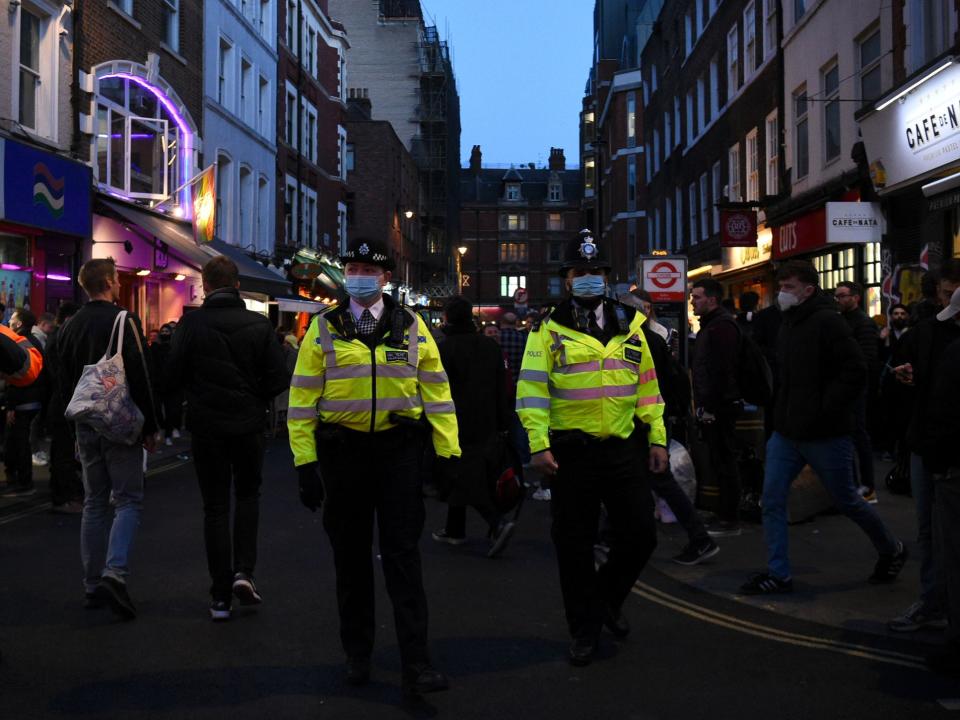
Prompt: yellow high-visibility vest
<box><xmin>287</xmin><ymin>303</ymin><xmax>461</xmax><ymax>467</ymax></box>
<box><xmin>516</xmin><ymin>302</ymin><xmax>666</xmax><ymax>454</ymax></box>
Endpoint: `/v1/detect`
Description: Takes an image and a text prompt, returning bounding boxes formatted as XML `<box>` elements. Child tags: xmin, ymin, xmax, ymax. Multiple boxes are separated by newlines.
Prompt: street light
<box><xmin>404</xmin><ymin>210</ymin><xmax>415</xmax><ymax>220</ymax></box>
<box><xmin>456</xmin><ymin>245</ymin><xmax>468</xmax><ymax>294</ymax></box>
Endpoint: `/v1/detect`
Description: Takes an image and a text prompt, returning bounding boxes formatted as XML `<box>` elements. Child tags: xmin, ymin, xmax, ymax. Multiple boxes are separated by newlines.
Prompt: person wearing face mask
<box><xmin>287</xmin><ymin>237</ymin><xmax>460</xmax><ymax>697</ymax></box>
<box><xmin>516</xmin><ymin>230</ymin><xmax>668</xmax><ymax>667</ymax></box>
<box><xmin>740</xmin><ymin>260</ymin><xmax>906</xmax><ymax>596</ymax></box>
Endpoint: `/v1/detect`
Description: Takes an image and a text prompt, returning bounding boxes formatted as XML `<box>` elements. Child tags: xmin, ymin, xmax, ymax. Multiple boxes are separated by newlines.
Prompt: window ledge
<box><xmin>107</xmin><ymin>2</ymin><xmax>142</xmax><ymax>31</ymax></box>
<box><xmin>161</xmin><ymin>43</ymin><xmax>187</xmax><ymax>66</ymax></box>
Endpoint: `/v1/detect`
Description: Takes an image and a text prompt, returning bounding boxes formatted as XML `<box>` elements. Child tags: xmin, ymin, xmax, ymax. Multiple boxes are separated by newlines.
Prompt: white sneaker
<box><xmin>32</xmin><ymin>452</ymin><xmax>49</xmax><ymax>466</ymax></box>
<box><xmin>531</xmin><ymin>488</ymin><xmax>551</xmax><ymax>501</ymax></box>
<box><xmin>164</xmin><ymin>437</ymin><xmax>173</xmax><ymax>447</ymax></box>
<box><xmin>172</xmin><ymin>429</ymin><xmax>181</xmax><ymax>439</ymax></box>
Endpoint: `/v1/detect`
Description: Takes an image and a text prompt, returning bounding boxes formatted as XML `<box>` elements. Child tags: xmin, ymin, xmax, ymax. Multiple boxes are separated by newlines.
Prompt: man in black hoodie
<box><xmin>165</xmin><ymin>256</ymin><xmax>290</xmax><ymax>622</ymax></box>
<box><xmin>740</xmin><ymin>260</ymin><xmax>906</xmax><ymax>595</ymax></box>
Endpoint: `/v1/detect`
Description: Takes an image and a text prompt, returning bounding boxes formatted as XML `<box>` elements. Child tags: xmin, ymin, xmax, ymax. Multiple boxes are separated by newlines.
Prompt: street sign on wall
<box><xmin>720</xmin><ymin>209</ymin><xmax>758</xmax><ymax>247</ymax></box>
<box><xmin>640</xmin><ymin>256</ymin><xmax>687</xmax><ymax>302</ymax></box>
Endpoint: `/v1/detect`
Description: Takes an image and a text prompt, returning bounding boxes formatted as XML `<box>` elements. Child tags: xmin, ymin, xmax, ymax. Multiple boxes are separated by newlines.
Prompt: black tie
<box><xmin>356</xmin><ymin>309</ymin><xmax>377</xmax><ymax>337</ymax></box>
<box><xmin>588</xmin><ymin>310</ymin><xmax>604</xmax><ymax>342</ymax></box>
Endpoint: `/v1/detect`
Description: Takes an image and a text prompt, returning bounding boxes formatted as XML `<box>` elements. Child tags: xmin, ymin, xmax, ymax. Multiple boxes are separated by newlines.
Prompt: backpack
<box><xmin>65</xmin><ymin>311</ymin><xmax>146</xmax><ymax>446</ymax></box>
<box><xmin>735</xmin><ymin>325</ymin><xmax>773</xmax><ymax>406</ymax></box>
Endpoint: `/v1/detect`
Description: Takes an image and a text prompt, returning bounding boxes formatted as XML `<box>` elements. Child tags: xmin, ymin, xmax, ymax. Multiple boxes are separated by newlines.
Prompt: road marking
<box><xmin>0</xmin><ymin>459</ymin><xmax>190</xmax><ymax>526</ymax></box>
<box><xmin>632</xmin><ymin>580</ymin><xmax>928</xmax><ymax>670</ymax></box>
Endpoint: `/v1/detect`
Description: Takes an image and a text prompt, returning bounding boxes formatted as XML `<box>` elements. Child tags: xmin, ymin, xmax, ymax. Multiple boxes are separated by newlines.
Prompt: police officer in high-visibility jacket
<box><xmin>288</xmin><ymin>237</ymin><xmax>460</xmax><ymax>696</ymax></box>
<box><xmin>516</xmin><ymin>230</ymin><xmax>668</xmax><ymax>667</ymax></box>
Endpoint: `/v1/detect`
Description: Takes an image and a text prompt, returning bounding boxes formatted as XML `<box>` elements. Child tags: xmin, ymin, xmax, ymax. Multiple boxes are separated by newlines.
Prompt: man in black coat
<box><xmin>741</xmin><ymin>260</ymin><xmax>905</xmax><ymax>596</ymax></box>
<box><xmin>432</xmin><ymin>296</ymin><xmax>516</xmax><ymax>558</ymax></box>
<box><xmin>834</xmin><ymin>281</ymin><xmax>880</xmax><ymax>501</ymax></box>
<box><xmin>165</xmin><ymin>256</ymin><xmax>290</xmax><ymax>621</ymax></box>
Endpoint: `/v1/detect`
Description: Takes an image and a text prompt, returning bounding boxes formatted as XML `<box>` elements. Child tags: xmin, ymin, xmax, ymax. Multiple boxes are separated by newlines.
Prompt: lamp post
<box><xmin>456</xmin><ymin>245</ymin><xmax>467</xmax><ymax>295</ymax></box>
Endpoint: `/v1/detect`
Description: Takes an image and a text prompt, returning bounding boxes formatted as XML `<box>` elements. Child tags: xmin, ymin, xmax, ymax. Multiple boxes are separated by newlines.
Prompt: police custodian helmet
<box><xmin>339</xmin><ymin>237</ymin><xmax>396</xmax><ymax>271</ymax></box>
<box><xmin>559</xmin><ymin>229</ymin><xmax>612</xmax><ymax>277</ymax></box>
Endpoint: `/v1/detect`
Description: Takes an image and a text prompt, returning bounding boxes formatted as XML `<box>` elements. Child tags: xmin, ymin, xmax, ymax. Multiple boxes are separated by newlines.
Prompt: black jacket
<box><xmin>842</xmin><ymin>308</ymin><xmax>880</xmax><ymax>390</ymax></box>
<box><xmin>56</xmin><ymin>300</ymin><xmax>158</xmax><ymax>436</ymax></box>
<box><xmin>642</xmin><ymin>324</ymin><xmax>689</xmax><ymax>421</ymax></box>
<box><xmin>928</xmin><ymin>337</ymin><xmax>960</xmax><ymax>472</ymax></box>
<box><xmin>4</xmin><ymin>331</ymin><xmax>46</xmax><ymax>411</ymax></box>
<box><xmin>773</xmin><ymin>291</ymin><xmax>866</xmax><ymax>440</ymax></box>
<box><xmin>692</xmin><ymin>307</ymin><xmax>740</xmax><ymax>413</ymax></box>
<box><xmin>164</xmin><ymin>288</ymin><xmax>290</xmax><ymax>437</ymax></box>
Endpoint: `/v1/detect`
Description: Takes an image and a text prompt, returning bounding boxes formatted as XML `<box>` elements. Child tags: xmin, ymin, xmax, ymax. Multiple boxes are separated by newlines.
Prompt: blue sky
<box><xmin>422</xmin><ymin>1</ymin><xmax>593</xmax><ymax>169</ymax></box>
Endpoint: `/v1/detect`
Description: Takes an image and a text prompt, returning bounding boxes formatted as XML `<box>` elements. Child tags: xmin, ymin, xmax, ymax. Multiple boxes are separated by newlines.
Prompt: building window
<box><xmin>17</xmin><ymin>9</ymin><xmax>41</xmax><ymax>131</ymax></box>
<box><xmin>345</xmin><ymin>143</ymin><xmax>355</xmax><ymax>173</ymax></box>
<box><xmin>305</xmin><ymin>189</ymin><xmax>317</xmax><ymax>248</ymax></box>
<box><xmin>258</xmin><ymin>75</ymin><xmax>269</xmax><ymax>137</ymax></box>
<box><xmin>674</xmin><ymin>97</ymin><xmax>682</xmax><ymax>148</ymax></box>
<box><xmin>306</xmin><ymin>26</ymin><xmax>316</xmax><ymax>75</ymax></box>
<box><xmin>627</xmin><ymin>92</ymin><xmax>636</xmax><ymax>147</ymax></box>
<box><xmin>710</xmin><ymin>56</ymin><xmax>720</xmax><ymax>119</ymax></box>
<box><xmin>548</xmin><ymin>240</ymin><xmax>564</xmax><ymax>261</ymax></box>
<box><xmin>285</xmin><ymin>178</ymin><xmax>296</xmax><ymax>245</ymax></box>
<box><xmin>628</xmin><ymin>156</ymin><xmax>637</xmax><ymax>211</ymax></box>
<box><xmin>257</xmin><ymin>175</ymin><xmax>269</xmax><ymax>251</ymax></box>
<box><xmin>794</xmin><ymin>0</ymin><xmax>806</xmax><ymax>23</ymax></box>
<box><xmin>549</xmin><ymin>182</ymin><xmax>562</xmax><ymax>201</ymax></box>
<box><xmin>686</xmin><ymin>90</ymin><xmax>695</xmax><ymax>144</ymax></box>
<box><xmin>240</xmin><ymin>57</ymin><xmax>252</xmax><ymax>124</ymax></box>
<box><xmin>548</xmin><ymin>277</ymin><xmax>563</xmax><ymax>297</ymax></box>
<box><xmin>259</xmin><ymin>0</ymin><xmax>271</xmax><ymax>37</ymax></box>
<box><xmin>500</xmin><ymin>275</ymin><xmax>526</xmax><ymax>298</ymax></box>
<box><xmin>286</xmin><ymin>0</ymin><xmax>297</xmax><ymax>50</ymax></box>
<box><xmin>744</xmin><ymin>2</ymin><xmax>757</xmax><ymax>79</ymax></box>
<box><xmin>728</xmin><ymin>142</ymin><xmax>741</xmax><ymax>202</ymax></box>
<box><xmin>699</xmin><ymin>173</ymin><xmax>709</xmax><ymax>240</ymax></box>
<box><xmin>665</xmin><ymin>197</ymin><xmax>673</xmax><ymax>251</ymax></box>
<box><xmin>117</xmin><ymin>0</ymin><xmax>134</xmax><ymax>14</ymax></box>
<box><xmin>766</xmin><ymin>111</ymin><xmax>779</xmax><ymax>195</ymax></box>
<box><xmin>763</xmin><ymin>0</ymin><xmax>777</xmax><ymax>58</ymax></box>
<box><xmin>859</xmin><ymin>26</ymin><xmax>882</xmax><ymax>104</ymax></box>
<box><xmin>685</xmin><ymin>12</ymin><xmax>693</xmax><ymax>57</ymax></box>
<box><xmin>712</xmin><ymin>161</ymin><xmax>722</xmax><ymax>229</ymax></box>
<box><xmin>584</xmin><ymin>158</ymin><xmax>595</xmax><ymax>194</ymax></box>
<box><xmin>654</xmin><ymin>208</ymin><xmax>661</xmax><ymax>250</ymax></box>
<box><xmin>823</xmin><ymin>61</ymin><xmax>841</xmax><ymax>162</ymax></box>
<box><xmin>506</xmin><ymin>183</ymin><xmax>521</xmax><ymax>201</ymax></box>
<box><xmin>675</xmin><ymin>187</ymin><xmax>683</xmax><ymax>248</ymax></box>
<box><xmin>239</xmin><ymin>165</ymin><xmax>254</xmax><ymax>247</ymax></box>
<box><xmin>583</xmin><ymin>111</ymin><xmax>595</xmax><ymax>144</ymax></box>
<box><xmin>645</xmin><ymin>142</ymin><xmax>652</xmax><ymax>183</ymax></box>
<box><xmin>794</xmin><ymin>86</ymin><xmax>809</xmax><ymax>179</ymax></box>
<box><xmin>499</xmin><ymin>242</ymin><xmax>528</xmax><ymax>263</ymax></box>
<box><xmin>814</xmin><ymin>247</ymin><xmax>857</xmax><ymax>291</ymax></box>
<box><xmin>501</xmin><ymin>213</ymin><xmax>527</xmax><ymax>231</ymax></box>
<box><xmin>218</xmin><ymin>37</ymin><xmax>233</xmax><ymax>108</ymax></box>
<box><xmin>653</xmin><ymin>129</ymin><xmax>660</xmax><ymax>174</ymax></box>
<box><xmin>697</xmin><ymin>75</ymin><xmax>706</xmax><ymax>133</ymax></box>
<box><xmin>746</xmin><ymin>128</ymin><xmax>760</xmax><ymax>201</ymax></box>
<box><xmin>547</xmin><ymin>212</ymin><xmax>563</xmax><ymax>231</ymax></box>
<box><xmin>907</xmin><ymin>0</ymin><xmax>956</xmax><ymax>74</ymax></box>
<box><xmin>216</xmin><ymin>154</ymin><xmax>232</xmax><ymax>241</ymax></box>
<box><xmin>688</xmin><ymin>183</ymin><xmax>698</xmax><ymax>246</ymax></box>
<box><xmin>664</xmin><ymin>111</ymin><xmax>672</xmax><ymax>155</ymax></box>
<box><xmin>162</xmin><ymin>0</ymin><xmax>179</xmax><ymax>51</ymax></box>
<box><xmin>285</xmin><ymin>87</ymin><xmax>297</xmax><ymax>146</ymax></box>
<box><xmin>727</xmin><ymin>25</ymin><xmax>740</xmax><ymax>97</ymax></box>
<box><xmin>305</xmin><ymin>106</ymin><xmax>317</xmax><ymax>163</ymax></box>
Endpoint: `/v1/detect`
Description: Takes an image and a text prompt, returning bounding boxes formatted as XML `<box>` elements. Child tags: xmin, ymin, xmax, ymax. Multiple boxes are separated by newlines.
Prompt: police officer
<box><xmin>516</xmin><ymin>230</ymin><xmax>668</xmax><ymax>666</ymax></box>
<box><xmin>288</xmin><ymin>238</ymin><xmax>460</xmax><ymax>695</ymax></box>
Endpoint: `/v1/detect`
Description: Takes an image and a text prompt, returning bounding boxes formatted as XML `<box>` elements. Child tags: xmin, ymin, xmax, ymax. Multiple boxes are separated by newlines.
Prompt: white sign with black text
<box><xmin>825</xmin><ymin>202</ymin><xmax>885</xmax><ymax>244</ymax></box>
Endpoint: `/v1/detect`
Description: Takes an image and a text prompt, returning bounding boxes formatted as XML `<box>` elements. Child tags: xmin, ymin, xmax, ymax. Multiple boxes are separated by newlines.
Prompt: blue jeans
<box><xmin>911</xmin><ymin>453</ymin><xmax>945</xmax><ymax>614</ymax></box>
<box><xmin>77</xmin><ymin>423</ymin><xmax>144</xmax><ymax>593</ymax></box>
<box><xmin>762</xmin><ymin>432</ymin><xmax>898</xmax><ymax>580</ymax></box>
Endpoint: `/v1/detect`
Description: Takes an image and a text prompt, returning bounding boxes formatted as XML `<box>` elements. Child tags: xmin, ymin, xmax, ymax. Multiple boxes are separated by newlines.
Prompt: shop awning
<box><xmin>275</xmin><ymin>295</ymin><xmax>327</xmax><ymax>314</ymax></box>
<box><xmin>96</xmin><ymin>197</ymin><xmax>291</xmax><ymax>296</ymax></box>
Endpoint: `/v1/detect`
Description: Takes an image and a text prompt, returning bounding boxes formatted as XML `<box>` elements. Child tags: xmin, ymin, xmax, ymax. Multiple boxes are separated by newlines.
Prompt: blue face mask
<box><xmin>571</xmin><ymin>274</ymin><xmax>606</xmax><ymax>298</ymax></box>
<box><xmin>344</xmin><ymin>274</ymin><xmax>382</xmax><ymax>301</ymax></box>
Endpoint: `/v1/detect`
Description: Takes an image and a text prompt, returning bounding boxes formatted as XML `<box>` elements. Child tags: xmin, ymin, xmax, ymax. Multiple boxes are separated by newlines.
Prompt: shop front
<box><xmin>0</xmin><ymin>135</ymin><xmax>92</xmax><ymax>317</ymax></box>
<box><xmin>714</xmin><ymin>226</ymin><xmax>774</xmax><ymax>307</ymax></box>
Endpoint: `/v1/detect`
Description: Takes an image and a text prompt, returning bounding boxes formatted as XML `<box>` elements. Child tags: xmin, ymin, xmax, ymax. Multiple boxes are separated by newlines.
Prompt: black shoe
<box><xmin>568</xmin><ymin>636</ymin><xmax>598</xmax><ymax>666</ymax></box>
<box><xmin>706</xmin><ymin>520</ymin><xmax>741</xmax><ymax>537</ymax></box>
<box><xmin>402</xmin><ymin>664</ymin><xmax>449</xmax><ymax>695</ymax></box>
<box><xmin>603</xmin><ymin>607</ymin><xmax>630</xmax><ymax>638</ymax></box>
<box><xmin>345</xmin><ymin>657</ymin><xmax>371</xmax><ymax>686</ymax></box>
<box><xmin>95</xmin><ymin>576</ymin><xmax>136</xmax><ymax>620</ymax></box>
<box><xmin>740</xmin><ymin>572</ymin><xmax>793</xmax><ymax>596</ymax></box>
<box><xmin>83</xmin><ymin>592</ymin><xmax>105</xmax><ymax>610</ymax></box>
<box><xmin>869</xmin><ymin>541</ymin><xmax>908</xmax><ymax>584</ymax></box>
<box><xmin>232</xmin><ymin>572</ymin><xmax>263</xmax><ymax>606</ymax></box>
<box><xmin>209</xmin><ymin>600</ymin><xmax>232</xmax><ymax>622</ymax></box>
<box><xmin>487</xmin><ymin>520</ymin><xmax>516</xmax><ymax>558</ymax></box>
<box><xmin>672</xmin><ymin>538</ymin><xmax>720</xmax><ymax>566</ymax></box>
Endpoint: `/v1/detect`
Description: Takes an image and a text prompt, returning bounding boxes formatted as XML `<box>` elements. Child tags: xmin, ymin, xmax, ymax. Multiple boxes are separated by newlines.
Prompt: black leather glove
<box><xmin>433</xmin><ymin>455</ymin><xmax>460</xmax><ymax>502</ymax></box>
<box><xmin>297</xmin><ymin>462</ymin><xmax>324</xmax><ymax>512</ymax></box>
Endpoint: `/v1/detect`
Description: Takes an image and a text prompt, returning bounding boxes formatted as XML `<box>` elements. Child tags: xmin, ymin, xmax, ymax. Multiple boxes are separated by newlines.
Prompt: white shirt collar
<box><xmin>593</xmin><ymin>305</ymin><xmax>605</xmax><ymax>330</ymax></box>
<box><xmin>350</xmin><ymin>296</ymin><xmax>385</xmax><ymax>321</ymax></box>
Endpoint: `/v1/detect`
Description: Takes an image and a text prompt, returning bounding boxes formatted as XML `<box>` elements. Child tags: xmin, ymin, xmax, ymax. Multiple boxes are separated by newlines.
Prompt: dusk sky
<box><xmin>423</xmin><ymin>1</ymin><xmax>593</xmax><ymax>169</ymax></box>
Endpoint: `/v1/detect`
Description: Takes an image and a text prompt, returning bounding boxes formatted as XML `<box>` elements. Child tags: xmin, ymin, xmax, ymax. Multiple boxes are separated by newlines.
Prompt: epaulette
<box><xmin>531</xmin><ymin>305</ymin><xmax>554</xmax><ymax>331</ymax></box>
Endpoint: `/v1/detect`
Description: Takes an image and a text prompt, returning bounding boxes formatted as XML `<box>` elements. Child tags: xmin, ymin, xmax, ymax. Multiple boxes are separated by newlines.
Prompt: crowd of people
<box><xmin>1</xmin><ymin>232</ymin><xmax>958</xmax><ymax>696</ymax></box>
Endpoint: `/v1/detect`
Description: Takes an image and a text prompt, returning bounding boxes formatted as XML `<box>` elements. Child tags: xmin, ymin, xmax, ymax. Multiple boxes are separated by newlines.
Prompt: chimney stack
<box><xmin>469</xmin><ymin>145</ymin><xmax>482</xmax><ymax>174</ymax></box>
<box><xmin>549</xmin><ymin>147</ymin><xmax>566</xmax><ymax>171</ymax></box>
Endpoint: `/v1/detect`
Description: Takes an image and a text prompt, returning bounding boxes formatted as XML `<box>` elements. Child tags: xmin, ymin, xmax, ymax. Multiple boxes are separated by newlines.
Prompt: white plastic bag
<box><xmin>669</xmin><ymin>439</ymin><xmax>697</xmax><ymax>501</ymax></box>
<box><xmin>65</xmin><ymin>311</ymin><xmax>144</xmax><ymax>445</ymax></box>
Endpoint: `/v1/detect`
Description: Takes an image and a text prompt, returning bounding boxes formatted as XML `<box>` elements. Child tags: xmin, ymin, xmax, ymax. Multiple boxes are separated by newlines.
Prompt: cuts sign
<box><xmin>641</xmin><ymin>257</ymin><xmax>687</xmax><ymax>302</ymax></box>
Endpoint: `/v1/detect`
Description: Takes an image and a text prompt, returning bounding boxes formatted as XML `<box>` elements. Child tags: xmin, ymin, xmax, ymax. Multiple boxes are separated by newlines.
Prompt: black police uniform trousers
<box><xmin>317</xmin><ymin>426</ymin><xmax>430</xmax><ymax>669</ymax></box>
<box><xmin>550</xmin><ymin>432</ymin><xmax>656</xmax><ymax>641</ymax></box>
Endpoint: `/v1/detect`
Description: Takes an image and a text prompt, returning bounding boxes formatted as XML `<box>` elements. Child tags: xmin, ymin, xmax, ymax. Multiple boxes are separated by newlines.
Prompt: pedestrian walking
<box><xmin>690</xmin><ymin>279</ymin><xmax>743</xmax><ymax>537</ymax></box>
<box><xmin>151</xmin><ymin>323</ymin><xmax>184</xmax><ymax>446</ymax></box>
<box><xmin>888</xmin><ymin>264</ymin><xmax>960</xmax><ymax>632</ymax></box>
<box><xmin>164</xmin><ymin>256</ymin><xmax>290</xmax><ymax>621</ymax></box>
<box><xmin>878</xmin><ymin>304</ymin><xmax>911</xmax><ymax>461</ymax></box>
<box><xmin>736</xmin><ymin>291</ymin><xmax>760</xmax><ymax>340</ymax></box>
<box><xmin>741</xmin><ymin>260</ymin><xmax>906</xmax><ymax>596</ymax></box>
<box><xmin>31</xmin><ymin>312</ymin><xmax>55</xmax><ymax>350</ymax></box>
<box><xmin>56</xmin><ymin>258</ymin><xmax>158</xmax><ymax>619</ymax></box>
<box><xmin>498</xmin><ymin>311</ymin><xmax>531</xmax><ymax>466</ymax></box>
<box><xmin>516</xmin><ymin>230</ymin><xmax>668</xmax><ymax>667</ymax></box>
<box><xmin>432</xmin><ymin>296</ymin><xmax>516</xmax><ymax>557</ymax></box>
<box><xmin>834</xmin><ymin>281</ymin><xmax>880</xmax><ymax>502</ymax></box>
<box><xmin>288</xmin><ymin>237</ymin><xmax>459</xmax><ymax>696</ymax></box>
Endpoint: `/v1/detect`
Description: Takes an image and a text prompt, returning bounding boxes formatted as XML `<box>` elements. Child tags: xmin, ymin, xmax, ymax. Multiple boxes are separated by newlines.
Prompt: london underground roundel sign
<box><xmin>641</xmin><ymin>257</ymin><xmax>687</xmax><ymax>302</ymax></box>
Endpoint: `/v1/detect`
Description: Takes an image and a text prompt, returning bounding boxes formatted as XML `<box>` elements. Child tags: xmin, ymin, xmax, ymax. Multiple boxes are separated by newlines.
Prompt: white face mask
<box><xmin>778</xmin><ymin>290</ymin><xmax>800</xmax><ymax>311</ymax></box>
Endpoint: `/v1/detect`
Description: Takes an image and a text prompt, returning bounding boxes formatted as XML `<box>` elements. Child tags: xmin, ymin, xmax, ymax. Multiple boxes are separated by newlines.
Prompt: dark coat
<box><xmin>642</xmin><ymin>324</ymin><xmax>689</xmax><ymax>420</ymax></box>
<box><xmin>927</xmin><ymin>337</ymin><xmax>960</xmax><ymax>472</ymax></box>
<box><xmin>438</xmin><ymin>323</ymin><xmax>511</xmax><ymax>507</ymax></box>
<box><xmin>56</xmin><ymin>300</ymin><xmax>158</xmax><ymax>436</ymax></box>
<box><xmin>692</xmin><ymin>307</ymin><xmax>740</xmax><ymax>413</ymax></box>
<box><xmin>842</xmin><ymin>308</ymin><xmax>880</xmax><ymax>389</ymax></box>
<box><xmin>773</xmin><ymin>291</ymin><xmax>866</xmax><ymax>441</ymax></box>
<box><xmin>164</xmin><ymin>288</ymin><xmax>290</xmax><ymax>437</ymax></box>
<box><xmin>4</xmin><ymin>331</ymin><xmax>46</xmax><ymax>411</ymax></box>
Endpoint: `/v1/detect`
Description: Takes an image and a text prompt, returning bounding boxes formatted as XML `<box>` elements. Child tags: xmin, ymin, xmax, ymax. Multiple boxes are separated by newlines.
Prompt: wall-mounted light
<box><xmin>404</xmin><ymin>210</ymin><xmax>414</xmax><ymax>220</ymax></box>
<box><xmin>136</xmin><ymin>269</ymin><xmax>151</xmax><ymax>277</ymax></box>
<box><xmin>876</xmin><ymin>58</ymin><xmax>954</xmax><ymax>111</ymax></box>
<box><xmin>174</xmin><ymin>273</ymin><xmax>186</xmax><ymax>281</ymax></box>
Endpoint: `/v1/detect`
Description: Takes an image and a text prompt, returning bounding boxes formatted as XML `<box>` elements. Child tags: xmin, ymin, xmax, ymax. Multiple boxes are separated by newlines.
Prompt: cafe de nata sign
<box><xmin>859</xmin><ymin>59</ymin><xmax>960</xmax><ymax>194</ymax></box>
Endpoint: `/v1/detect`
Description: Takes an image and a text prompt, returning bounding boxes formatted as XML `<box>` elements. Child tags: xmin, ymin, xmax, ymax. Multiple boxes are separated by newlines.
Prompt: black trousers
<box><xmin>49</xmin><ymin>420</ymin><xmax>83</xmax><ymax>505</ymax></box>
<box><xmin>701</xmin><ymin>407</ymin><xmax>741</xmax><ymax>522</ymax></box>
<box><xmin>938</xmin><ymin>469</ymin><xmax>960</xmax><ymax>645</ymax></box>
<box><xmin>648</xmin><ymin>469</ymin><xmax>710</xmax><ymax>544</ymax></box>
<box><xmin>4</xmin><ymin>409</ymin><xmax>37</xmax><ymax>489</ymax></box>
<box><xmin>551</xmin><ymin>433</ymin><xmax>656</xmax><ymax>640</ymax></box>
<box><xmin>192</xmin><ymin>432</ymin><xmax>265</xmax><ymax>602</ymax></box>
<box><xmin>318</xmin><ymin>427</ymin><xmax>430</xmax><ymax>669</ymax></box>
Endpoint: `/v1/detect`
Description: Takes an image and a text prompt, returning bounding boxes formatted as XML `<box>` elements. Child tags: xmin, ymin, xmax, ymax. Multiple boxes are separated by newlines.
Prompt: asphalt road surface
<box><xmin>1</xmin><ymin>440</ymin><xmax>956</xmax><ymax>719</ymax></box>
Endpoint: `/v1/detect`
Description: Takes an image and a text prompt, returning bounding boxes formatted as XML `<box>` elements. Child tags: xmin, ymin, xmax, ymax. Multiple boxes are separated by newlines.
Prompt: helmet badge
<box><xmin>579</xmin><ymin>237</ymin><xmax>598</xmax><ymax>260</ymax></box>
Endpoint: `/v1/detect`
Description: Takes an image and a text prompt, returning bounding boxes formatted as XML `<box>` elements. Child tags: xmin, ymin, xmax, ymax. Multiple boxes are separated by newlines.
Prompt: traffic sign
<box><xmin>640</xmin><ymin>256</ymin><xmax>687</xmax><ymax>302</ymax></box>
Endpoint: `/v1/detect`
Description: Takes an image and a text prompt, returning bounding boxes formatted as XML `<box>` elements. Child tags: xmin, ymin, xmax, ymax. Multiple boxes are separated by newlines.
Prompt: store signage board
<box><xmin>772</xmin><ymin>207</ymin><xmax>827</xmax><ymax>260</ymax></box>
<box><xmin>860</xmin><ymin>61</ymin><xmax>960</xmax><ymax>194</ymax></box>
<box><xmin>640</xmin><ymin>256</ymin><xmax>687</xmax><ymax>302</ymax></box>
<box><xmin>0</xmin><ymin>138</ymin><xmax>92</xmax><ymax>237</ymax></box>
<box><xmin>825</xmin><ymin>202</ymin><xmax>884</xmax><ymax>244</ymax></box>
<box><xmin>720</xmin><ymin>209</ymin><xmax>758</xmax><ymax>247</ymax></box>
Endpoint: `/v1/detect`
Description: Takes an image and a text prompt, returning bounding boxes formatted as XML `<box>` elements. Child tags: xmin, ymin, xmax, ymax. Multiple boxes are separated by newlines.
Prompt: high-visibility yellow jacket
<box><xmin>0</xmin><ymin>325</ymin><xmax>41</xmax><ymax>387</ymax></box>
<box><xmin>516</xmin><ymin>299</ymin><xmax>666</xmax><ymax>454</ymax></box>
<box><xmin>287</xmin><ymin>299</ymin><xmax>461</xmax><ymax>467</ymax></box>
